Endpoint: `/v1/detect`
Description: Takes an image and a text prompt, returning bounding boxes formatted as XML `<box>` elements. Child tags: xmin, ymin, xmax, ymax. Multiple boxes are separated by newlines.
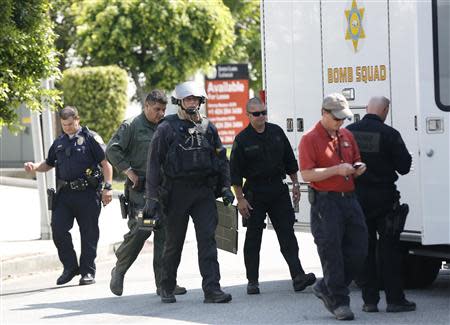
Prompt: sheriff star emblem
<box><xmin>345</xmin><ymin>0</ymin><xmax>366</xmax><ymax>52</ymax></box>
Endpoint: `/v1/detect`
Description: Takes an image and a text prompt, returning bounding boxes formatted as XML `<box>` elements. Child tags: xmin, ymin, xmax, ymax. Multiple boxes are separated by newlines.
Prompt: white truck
<box><xmin>261</xmin><ymin>0</ymin><xmax>449</xmax><ymax>287</ymax></box>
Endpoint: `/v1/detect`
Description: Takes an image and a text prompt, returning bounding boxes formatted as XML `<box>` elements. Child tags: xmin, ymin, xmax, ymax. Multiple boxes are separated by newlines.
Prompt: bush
<box><xmin>61</xmin><ymin>66</ymin><xmax>128</xmax><ymax>142</ymax></box>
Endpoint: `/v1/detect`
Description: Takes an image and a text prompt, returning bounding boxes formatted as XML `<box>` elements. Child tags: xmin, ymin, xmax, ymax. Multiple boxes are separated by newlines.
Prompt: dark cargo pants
<box><xmin>310</xmin><ymin>192</ymin><xmax>368</xmax><ymax>308</ymax></box>
<box><xmin>244</xmin><ymin>182</ymin><xmax>305</xmax><ymax>282</ymax></box>
<box><xmin>356</xmin><ymin>188</ymin><xmax>406</xmax><ymax>304</ymax></box>
<box><xmin>114</xmin><ymin>202</ymin><xmax>165</xmax><ymax>289</ymax></box>
<box><xmin>161</xmin><ymin>181</ymin><xmax>221</xmax><ymax>294</ymax></box>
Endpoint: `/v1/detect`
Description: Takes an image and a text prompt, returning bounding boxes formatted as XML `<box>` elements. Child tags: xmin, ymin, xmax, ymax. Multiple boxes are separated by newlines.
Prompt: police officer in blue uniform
<box><xmin>24</xmin><ymin>106</ymin><xmax>113</xmax><ymax>286</ymax></box>
<box><xmin>347</xmin><ymin>96</ymin><xmax>415</xmax><ymax>313</ymax></box>
<box><xmin>145</xmin><ymin>81</ymin><xmax>234</xmax><ymax>304</ymax></box>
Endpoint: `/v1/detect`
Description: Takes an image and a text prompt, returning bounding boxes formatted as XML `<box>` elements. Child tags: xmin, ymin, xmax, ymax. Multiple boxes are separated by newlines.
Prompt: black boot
<box><xmin>247</xmin><ymin>281</ymin><xmax>260</xmax><ymax>295</ymax></box>
<box><xmin>160</xmin><ymin>289</ymin><xmax>176</xmax><ymax>303</ymax></box>
<box><xmin>79</xmin><ymin>273</ymin><xmax>95</xmax><ymax>285</ymax></box>
<box><xmin>56</xmin><ymin>268</ymin><xmax>79</xmax><ymax>285</ymax></box>
<box><xmin>110</xmin><ymin>267</ymin><xmax>124</xmax><ymax>296</ymax></box>
<box><xmin>387</xmin><ymin>299</ymin><xmax>416</xmax><ymax>312</ymax></box>
<box><xmin>293</xmin><ymin>272</ymin><xmax>316</xmax><ymax>292</ymax></box>
<box><xmin>204</xmin><ymin>290</ymin><xmax>232</xmax><ymax>303</ymax></box>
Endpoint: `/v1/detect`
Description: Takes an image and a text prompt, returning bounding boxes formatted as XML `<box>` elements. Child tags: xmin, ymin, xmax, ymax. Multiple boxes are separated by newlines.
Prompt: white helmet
<box><xmin>172</xmin><ymin>81</ymin><xmax>207</xmax><ymax>106</ymax></box>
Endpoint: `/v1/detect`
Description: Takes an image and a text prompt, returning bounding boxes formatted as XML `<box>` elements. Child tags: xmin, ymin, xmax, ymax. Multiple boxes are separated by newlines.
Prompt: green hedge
<box><xmin>61</xmin><ymin>66</ymin><xmax>128</xmax><ymax>142</ymax></box>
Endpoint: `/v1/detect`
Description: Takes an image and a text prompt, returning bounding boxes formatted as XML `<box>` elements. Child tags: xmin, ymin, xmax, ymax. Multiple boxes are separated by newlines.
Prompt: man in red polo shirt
<box><xmin>299</xmin><ymin>93</ymin><xmax>368</xmax><ymax>321</ymax></box>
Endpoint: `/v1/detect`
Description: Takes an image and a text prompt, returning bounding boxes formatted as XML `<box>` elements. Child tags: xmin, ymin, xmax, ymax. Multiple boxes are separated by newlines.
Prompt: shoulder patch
<box><xmin>94</xmin><ymin>134</ymin><xmax>105</xmax><ymax>145</ymax></box>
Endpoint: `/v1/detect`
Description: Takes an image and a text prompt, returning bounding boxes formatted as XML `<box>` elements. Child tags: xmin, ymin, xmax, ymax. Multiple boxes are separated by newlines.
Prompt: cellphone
<box><xmin>353</xmin><ymin>162</ymin><xmax>364</xmax><ymax>169</ymax></box>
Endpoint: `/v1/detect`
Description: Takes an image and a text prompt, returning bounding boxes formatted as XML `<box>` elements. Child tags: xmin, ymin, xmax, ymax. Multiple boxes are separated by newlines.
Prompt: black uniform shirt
<box><xmin>46</xmin><ymin>126</ymin><xmax>105</xmax><ymax>181</ymax></box>
<box><xmin>230</xmin><ymin>122</ymin><xmax>298</xmax><ymax>187</ymax></box>
<box><xmin>347</xmin><ymin>114</ymin><xmax>411</xmax><ymax>189</ymax></box>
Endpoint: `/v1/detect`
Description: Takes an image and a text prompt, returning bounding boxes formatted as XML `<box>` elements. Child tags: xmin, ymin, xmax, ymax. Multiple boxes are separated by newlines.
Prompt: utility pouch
<box><xmin>308</xmin><ymin>186</ymin><xmax>316</xmax><ymax>205</ymax></box>
<box><xmin>47</xmin><ymin>188</ymin><xmax>56</xmax><ymax>211</ymax></box>
<box><xmin>118</xmin><ymin>194</ymin><xmax>129</xmax><ymax>219</ymax></box>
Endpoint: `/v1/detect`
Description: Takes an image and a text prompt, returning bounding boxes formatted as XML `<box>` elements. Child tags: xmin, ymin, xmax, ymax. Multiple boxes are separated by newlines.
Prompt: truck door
<box><xmin>262</xmin><ymin>0</ymin><xmax>323</xmax><ymax>230</ymax></box>
<box><xmin>418</xmin><ymin>0</ymin><xmax>450</xmax><ymax>245</ymax></box>
<box><xmin>321</xmin><ymin>0</ymin><xmax>391</xmax><ymax>122</ymax></box>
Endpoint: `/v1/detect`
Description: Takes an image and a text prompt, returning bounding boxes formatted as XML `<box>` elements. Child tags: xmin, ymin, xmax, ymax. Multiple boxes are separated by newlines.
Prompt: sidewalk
<box><xmin>0</xmin><ymin>178</ymin><xmax>130</xmax><ymax>280</ymax></box>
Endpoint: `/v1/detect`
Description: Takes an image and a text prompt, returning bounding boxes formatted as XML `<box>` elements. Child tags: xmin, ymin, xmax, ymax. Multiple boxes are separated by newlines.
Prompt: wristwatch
<box><xmin>103</xmin><ymin>182</ymin><xmax>112</xmax><ymax>190</ymax></box>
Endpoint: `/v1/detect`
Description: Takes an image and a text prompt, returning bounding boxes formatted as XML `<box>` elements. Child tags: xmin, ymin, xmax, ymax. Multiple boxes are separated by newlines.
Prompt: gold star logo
<box><xmin>345</xmin><ymin>0</ymin><xmax>366</xmax><ymax>52</ymax></box>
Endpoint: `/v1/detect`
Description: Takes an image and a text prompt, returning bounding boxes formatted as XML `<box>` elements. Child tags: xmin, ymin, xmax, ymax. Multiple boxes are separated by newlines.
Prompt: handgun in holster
<box><xmin>47</xmin><ymin>188</ymin><xmax>56</xmax><ymax>211</ymax></box>
<box><xmin>118</xmin><ymin>194</ymin><xmax>129</xmax><ymax>219</ymax></box>
<box><xmin>385</xmin><ymin>202</ymin><xmax>409</xmax><ymax>239</ymax></box>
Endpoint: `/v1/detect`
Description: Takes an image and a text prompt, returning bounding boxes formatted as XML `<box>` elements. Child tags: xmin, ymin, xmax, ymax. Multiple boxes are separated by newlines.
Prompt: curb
<box><xmin>1</xmin><ymin>240</ymin><xmax>154</xmax><ymax>281</ymax></box>
<box><xmin>1</xmin><ymin>242</ymin><xmax>119</xmax><ymax>281</ymax></box>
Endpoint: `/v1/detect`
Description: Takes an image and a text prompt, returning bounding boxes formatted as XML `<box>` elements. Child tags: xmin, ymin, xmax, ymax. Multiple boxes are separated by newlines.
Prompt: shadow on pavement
<box><xmin>10</xmin><ymin>274</ymin><xmax>450</xmax><ymax>325</ymax></box>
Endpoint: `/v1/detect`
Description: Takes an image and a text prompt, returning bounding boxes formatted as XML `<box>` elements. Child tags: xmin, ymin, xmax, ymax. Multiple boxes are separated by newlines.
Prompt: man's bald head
<box><xmin>367</xmin><ymin>96</ymin><xmax>390</xmax><ymax>121</ymax></box>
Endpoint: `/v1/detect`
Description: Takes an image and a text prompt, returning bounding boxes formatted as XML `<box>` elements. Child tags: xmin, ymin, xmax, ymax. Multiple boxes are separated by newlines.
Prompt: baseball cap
<box><xmin>322</xmin><ymin>93</ymin><xmax>353</xmax><ymax>120</ymax></box>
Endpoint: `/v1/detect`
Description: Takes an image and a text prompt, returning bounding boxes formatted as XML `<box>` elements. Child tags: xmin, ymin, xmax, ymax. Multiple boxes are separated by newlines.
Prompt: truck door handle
<box><xmin>297</xmin><ymin>118</ymin><xmax>304</xmax><ymax>132</ymax></box>
<box><xmin>287</xmin><ymin>118</ymin><xmax>293</xmax><ymax>132</ymax></box>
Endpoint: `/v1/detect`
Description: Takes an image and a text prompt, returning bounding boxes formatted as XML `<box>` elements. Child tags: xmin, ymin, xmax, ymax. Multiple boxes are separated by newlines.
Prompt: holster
<box><xmin>118</xmin><ymin>194</ymin><xmax>129</xmax><ymax>219</ymax></box>
<box><xmin>385</xmin><ymin>202</ymin><xmax>409</xmax><ymax>239</ymax></box>
<box><xmin>47</xmin><ymin>188</ymin><xmax>56</xmax><ymax>211</ymax></box>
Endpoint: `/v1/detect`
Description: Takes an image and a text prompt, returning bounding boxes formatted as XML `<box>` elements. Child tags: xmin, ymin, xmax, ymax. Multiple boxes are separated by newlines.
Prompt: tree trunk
<box><xmin>131</xmin><ymin>71</ymin><xmax>146</xmax><ymax>106</ymax></box>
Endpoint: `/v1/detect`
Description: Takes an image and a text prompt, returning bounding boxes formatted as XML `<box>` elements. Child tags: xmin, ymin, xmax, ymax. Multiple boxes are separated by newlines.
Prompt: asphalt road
<box><xmin>1</xmin><ymin>228</ymin><xmax>449</xmax><ymax>325</ymax></box>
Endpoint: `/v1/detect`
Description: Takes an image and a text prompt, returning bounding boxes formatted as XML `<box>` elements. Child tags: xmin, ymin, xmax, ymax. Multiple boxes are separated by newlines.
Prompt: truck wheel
<box><xmin>403</xmin><ymin>255</ymin><xmax>441</xmax><ymax>289</ymax></box>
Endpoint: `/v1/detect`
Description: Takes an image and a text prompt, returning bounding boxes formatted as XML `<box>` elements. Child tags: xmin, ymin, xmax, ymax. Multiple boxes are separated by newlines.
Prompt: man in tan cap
<box><xmin>298</xmin><ymin>93</ymin><xmax>368</xmax><ymax>321</ymax></box>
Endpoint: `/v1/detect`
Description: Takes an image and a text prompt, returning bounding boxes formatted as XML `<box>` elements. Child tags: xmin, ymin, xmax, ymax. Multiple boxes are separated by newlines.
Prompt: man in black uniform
<box><xmin>145</xmin><ymin>81</ymin><xmax>234</xmax><ymax>304</ymax></box>
<box><xmin>230</xmin><ymin>97</ymin><xmax>316</xmax><ymax>295</ymax></box>
<box><xmin>347</xmin><ymin>96</ymin><xmax>415</xmax><ymax>313</ymax></box>
<box><xmin>24</xmin><ymin>106</ymin><xmax>113</xmax><ymax>285</ymax></box>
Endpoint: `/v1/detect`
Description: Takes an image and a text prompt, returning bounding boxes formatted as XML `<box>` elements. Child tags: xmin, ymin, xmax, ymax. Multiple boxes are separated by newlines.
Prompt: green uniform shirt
<box><xmin>106</xmin><ymin>112</ymin><xmax>157</xmax><ymax>206</ymax></box>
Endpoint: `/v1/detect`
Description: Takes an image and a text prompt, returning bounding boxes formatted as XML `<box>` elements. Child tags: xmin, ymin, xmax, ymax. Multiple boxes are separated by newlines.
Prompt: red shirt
<box><xmin>299</xmin><ymin>122</ymin><xmax>361</xmax><ymax>192</ymax></box>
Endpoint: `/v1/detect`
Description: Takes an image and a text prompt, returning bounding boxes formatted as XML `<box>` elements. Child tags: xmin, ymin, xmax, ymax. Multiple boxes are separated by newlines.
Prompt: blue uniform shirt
<box><xmin>46</xmin><ymin>126</ymin><xmax>106</xmax><ymax>181</ymax></box>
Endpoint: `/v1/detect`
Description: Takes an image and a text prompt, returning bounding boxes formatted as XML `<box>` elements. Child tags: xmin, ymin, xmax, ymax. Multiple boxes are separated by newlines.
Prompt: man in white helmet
<box><xmin>144</xmin><ymin>81</ymin><xmax>234</xmax><ymax>304</ymax></box>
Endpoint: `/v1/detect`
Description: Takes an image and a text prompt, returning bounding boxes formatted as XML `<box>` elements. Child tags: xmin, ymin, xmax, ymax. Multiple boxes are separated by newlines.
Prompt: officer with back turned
<box><xmin>230</xmin><ymin>97</ymin><xmax>316</xmax><ymax>295</ymax></box>
<box><xmin>144</xmin><ymin>81</ymin><xmax>234</xmax><ymax>304</ymax></box>
<box><xmin>24</xmin><ymin>106</ymin><xmax>113</xmax><ymax>286</ymax></box>
<box><xmin>347</xmin><ymin>96</ymin><xmax>415</xmax><ymax>313</ymax></box>
<box><xmin>106</xmin><ymin>90</ymin><xmax>186</xmax><ymax>297</ymax></box>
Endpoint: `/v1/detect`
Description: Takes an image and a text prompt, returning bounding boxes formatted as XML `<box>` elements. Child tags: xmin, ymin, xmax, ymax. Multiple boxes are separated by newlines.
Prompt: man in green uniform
<box><xmin>106</xmin><ymin>90</ymin><xmax>186</xmax><ymax>296</ymax></box>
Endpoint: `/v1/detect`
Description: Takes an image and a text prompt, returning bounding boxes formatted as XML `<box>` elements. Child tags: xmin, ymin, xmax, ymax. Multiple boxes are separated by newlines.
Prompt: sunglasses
<box><xmin>324</xmin><ymin>109</ymin><xmax>345</xmax><ymax>121</ymax></box>
<box><xmin>249</xmin><ymin>110</ymin><xmax>267</xmax><ymax>117</ymax></box>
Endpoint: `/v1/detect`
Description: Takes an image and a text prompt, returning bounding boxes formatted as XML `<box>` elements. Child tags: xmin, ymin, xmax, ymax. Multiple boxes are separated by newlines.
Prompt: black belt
<box><xmin>59</xmin><ymin>178</ymin><xmax>89</xmax><ymax>191</ymax></box>
<box><xmin>315</xmin><ymin>190</ymin><xmax>355</xmax><ymax>198</ymax></box>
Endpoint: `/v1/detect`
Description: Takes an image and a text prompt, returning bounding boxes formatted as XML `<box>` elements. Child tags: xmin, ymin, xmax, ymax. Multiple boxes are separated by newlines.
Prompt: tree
<box><xmin>49</xmin><ymin>0</ymin><xmax>79</xmax><ymax>72</ymax></box>
<box><xmin>222</xmin><ymin>0</ymin><xmax>262</xmax><ymax>91</ymax></box>
<box><xmin>75</xmin><ymin>0</ymin><xmax>235</xmax><ymax>103</ymax></box>
<box><xmin>0</xmin><ymin>0</ymin><xmax>60</xmax><ymax>131</ymax></box>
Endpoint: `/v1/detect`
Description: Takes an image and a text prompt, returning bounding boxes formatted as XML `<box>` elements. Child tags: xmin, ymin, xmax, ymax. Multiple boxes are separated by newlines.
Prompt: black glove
<box><xmin>142</xmin><ymin>198</ymin><xmax>159</xmax><ymax>220</ymax></box>
<box><xmin>221</xmin><ymin>187</ymin><xmax>235</xmax><ymax>206</ymax></box>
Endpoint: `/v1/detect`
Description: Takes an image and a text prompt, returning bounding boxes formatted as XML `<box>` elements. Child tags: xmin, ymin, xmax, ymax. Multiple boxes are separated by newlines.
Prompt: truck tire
<box><xmin>403</xmin><ymin>255</ymin><xmax>441</xmax><ymax>289</ymax></box>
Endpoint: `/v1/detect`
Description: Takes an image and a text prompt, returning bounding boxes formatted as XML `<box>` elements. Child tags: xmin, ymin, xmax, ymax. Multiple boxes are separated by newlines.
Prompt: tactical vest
<box><xmin>163</xmin><ymin>115</ymin><xmax>220</xmax><ymax>180</ymax></box>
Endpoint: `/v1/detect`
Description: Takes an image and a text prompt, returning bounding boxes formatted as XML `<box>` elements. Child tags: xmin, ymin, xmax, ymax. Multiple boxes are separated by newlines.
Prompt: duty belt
<box><xmin>59</xmin><ymin>178</ymin><xmax>89</xmax><ymax>191</ymax></box>
<box><xmin>315</xmin><ymin>190</ymin><xmax>355</xmax><ymax>198</ymax></box>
